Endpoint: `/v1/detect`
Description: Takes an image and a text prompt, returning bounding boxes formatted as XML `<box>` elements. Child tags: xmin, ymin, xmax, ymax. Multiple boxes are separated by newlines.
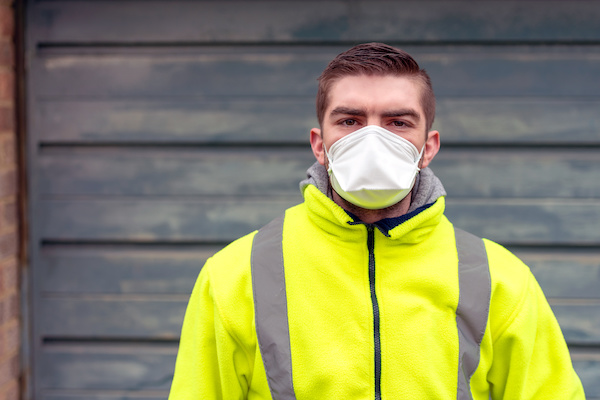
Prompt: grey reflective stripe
<box><xmin>251</xmin><ymin>216</ymin><xmax>297</xmax><ymax>400</ymax></box>
<box><xmin>454</xmin><ymin>227</ymin><xmax>491</xmax><ymax>400</ymax></box>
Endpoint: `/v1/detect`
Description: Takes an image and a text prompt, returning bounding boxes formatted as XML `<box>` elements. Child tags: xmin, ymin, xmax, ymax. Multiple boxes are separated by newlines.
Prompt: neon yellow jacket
<box><xmin>169</xmin><ymin>167</ymin><xmax>584</xmax><ymax>399</ymax></box>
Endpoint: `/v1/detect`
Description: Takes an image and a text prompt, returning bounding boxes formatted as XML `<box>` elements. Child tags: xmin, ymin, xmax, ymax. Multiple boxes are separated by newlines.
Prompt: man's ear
<box><xmin>420</xmin><ymin>130</ymin><xmax>440</xmax><ymax>169</ymax></box>
<box><xmin>310</xmin><ymin>127</ymin><xmax>326</xmax><ymax>166</ymax></box>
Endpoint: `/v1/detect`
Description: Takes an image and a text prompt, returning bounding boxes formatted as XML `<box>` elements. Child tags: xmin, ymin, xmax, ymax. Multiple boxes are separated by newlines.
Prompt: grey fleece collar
<box><xmin>299</xmin><ymin>161</ymin><xmax>446</xmax><ymax>213</ymax></box>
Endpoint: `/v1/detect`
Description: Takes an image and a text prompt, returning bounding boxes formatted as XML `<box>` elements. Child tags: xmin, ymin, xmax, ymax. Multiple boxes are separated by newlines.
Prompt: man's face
<box><xmin>310</xmin><ymin>74</ymin><xmax>439</xmax><ymax>170</ymax></box>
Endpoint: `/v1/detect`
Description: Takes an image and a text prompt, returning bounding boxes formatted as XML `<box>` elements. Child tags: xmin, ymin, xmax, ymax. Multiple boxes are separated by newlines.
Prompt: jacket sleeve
<box><xmin>487</xmin><ymin>264</ymin><xmax>585</xmax><ymax>399</ymax></box>
<box><xmin>168</xmin><ymin>261</ymin><xmax>252</xmax><ymax>400</ymax></box>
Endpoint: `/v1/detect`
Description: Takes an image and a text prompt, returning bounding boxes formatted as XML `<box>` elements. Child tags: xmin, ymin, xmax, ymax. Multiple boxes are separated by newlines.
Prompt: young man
<box><xmin>169</xmin><ymin>43</ymin><xmax>584</xmax><ymax>399</ymax></box>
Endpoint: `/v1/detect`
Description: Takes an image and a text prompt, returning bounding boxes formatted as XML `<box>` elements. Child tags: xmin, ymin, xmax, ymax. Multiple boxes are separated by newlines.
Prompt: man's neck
<box><xmin>331</xmin><ymin>190</ymin><xmax>412</xmax><ymax>224</ymax></box>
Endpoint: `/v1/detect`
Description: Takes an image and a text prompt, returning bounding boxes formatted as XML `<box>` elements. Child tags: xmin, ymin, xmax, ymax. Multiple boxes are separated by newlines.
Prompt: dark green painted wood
<box><xmin>572</xmin><ymin>349</ymin><xmax>600</xmax><ymax>398</ymax></box>
<box><xmin>39</xmin><ymin>198</ymin><xmax>298</xmax><ymax>242</ymax></box>
<box><xmin>40</xmin><ymin>246</ymin><xmax>219</xmax><ymax>295</ymax></box>
<box><xmin>38</xmin><ymin>199</ymin><xmax>600</xmax><ymax>245</ymax></box>
<box><xmin>44</xmin><ymin>394</ymin><xmax>166</xmax><ymax>400</ymax></box>
<box><xmin>41</xmin><ymin>297</ymin><xmax>187</xmax><ymax>338</ymax></box>
<box><xmin>445</xmin><ymin>200</ymin><xmax>600</xmax><ymax>246</ymax></box>
<box><xmin>39</xmin><ymin>344</ymin><xmax>176</xmax><ymax>391</ymax></box>
<box><xmin>38</xmin><ymin>99</ymin><xmax>318</xmax><ymax>144</ymax></box>
<box><xmin>38</xmin><ymin>148</ymin><xmax>314</xmax><ymax>196</ymax></box>
<box><xmin>38</xmin><ymin>99</ymin><xmax>600</xmax><ymax>145</ymax></box>
<box><xmin>30</xmin><ymin>1</ymin><xmax>600</xmax><ymax>44</ymax></box>
<box><xmin>36</xmin><ymin>348</ymin><xmax>600</xmax><ymax>399</ymax></box>
<box><xmin>552</xmin><ymin>304</ymin><xmax>600</xmax><ymax>346</ymax></box>
<box><xmin>39</xmin><ymin>298</ymin><xmax>600</xmax><ymax>344</ymax></box>
<box><xmin>34</xmin><ymin>46</ymin><xmax>600</xmax><ymax>98</ymax></box>
<box><xmin>514</xmin><ymin>249</ymin><xmax>600</xmax><ymax>300</ymax></box>
<box><xmin>434</xmin><ymin>99</ymin><xmax>600</xmax><ymax>145</ymax></box>
<box><xmin>25</xmin><ymin>0</ymin><xmax>600</xmax><ymax>396</ymax></box>
<box><xmin>40</xmin><ymin>247</ymin><xmax>600</xmax><ymax>299</ymax></box>
<box><xmin>38</xmin><ymin>147</ymin><xmax>600</xmax><ymax>198</ymax></box>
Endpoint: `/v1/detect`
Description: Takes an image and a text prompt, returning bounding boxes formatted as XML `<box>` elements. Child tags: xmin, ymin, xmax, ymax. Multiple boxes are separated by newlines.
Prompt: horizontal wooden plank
<box><xmin>30</xmin><ymin>1</ymin><xmax>600</xmax><ymax>44</ymax></box>
<box><xmin>40</xmin><ymin>245</ymin><xmax>599</xmax><ymax>299</ymax></box>
<box><xmin>445</xmin><ymin>200</ymin><xmax>600</xmax><ymax>246</ymax></box>
<box><xmin>36</xmin><ymin>98</ymin><xmax>600</xmax><ymax>145</ymax></box>
<box><xmin>37</xmin><ymin>198</ymin><xmax>600</xmax><ymax>245</ymax></box>
<box><xmin>552</xmin><ymin>303</ymin><xmax>600</xmax><ymax>345</ymax></box>
<box><xmin>32</xmin><ymin>46</ymin><xmax>600</xmax><ymax>98</ymax></box>
<box><xmin>572</xmin><ymin>349</ymin><xmax>600</xmax><ymax>398</ymax></box>
<box><xmin>38</xmin><ymin>198</ymin><xmax>299</xmax><ymax>243</ymax></box>
<box><xmin>40</xmin><ymin>246</ymin><xmax>217</xmax><ymax>295</ymax></box>
<box><xmin>37</xmin><ymin>99</ymin><xmax>318</xmax><ymax>144</ymax></box>
<box><xmin>40</xmin><ymin>297</ymin><xmax>187</xmax><ymax>339</ymax></box>
<box><xmin>38</xmin><ymin>148</ymin><xmax>314</xmax><ymax>197</ymax></box>
<box><xmin>37</xmin><ymin>147</ymin><xmax>600</xmax><ymax>198</ymax></box>
<box><xmin>38</xmin><ymin>296</ymin><xmax>600</xmax><ymax>345</ymax></box>
<box><xmin>432</xmin><ymin>148</ymin><xmax>600</xmax><ymax>199</ymax></box>
<box><xmin>39</xmin><ymin>344</ymin><xmax>176</xmax><ymax>392</ymax></box>
<box><xmin>43</xmin><ymin>393</ymin><xmax>166</xmax><ymax>400</ymax></box>
<box><xmin>435</xmin><ymin>99</ymin><xmax>600</xmax><ymax>145</ymax></box>
<box><xmin>513</xmin><ymin>249</ymin><xmax>600</xmax><ymax>299</ymax></box>
<box><xmin>38</xmin><ymin>344</ymin><xmax>600</xmax><ymax>397</ymax></box>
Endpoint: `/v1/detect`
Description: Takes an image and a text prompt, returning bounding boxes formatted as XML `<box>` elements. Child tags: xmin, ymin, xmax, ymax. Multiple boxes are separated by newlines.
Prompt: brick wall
<box><xmin>0</xmin><ymin>0</ymin><xmax>19</xmax><ymax>399</ymax></box>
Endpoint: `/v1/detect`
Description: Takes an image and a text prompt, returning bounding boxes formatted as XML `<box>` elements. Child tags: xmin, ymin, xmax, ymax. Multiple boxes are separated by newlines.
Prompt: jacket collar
<box><xmin>299</xmin><ymin>162</ymin><xmax>447</xmax><ymax>242</ymax></box>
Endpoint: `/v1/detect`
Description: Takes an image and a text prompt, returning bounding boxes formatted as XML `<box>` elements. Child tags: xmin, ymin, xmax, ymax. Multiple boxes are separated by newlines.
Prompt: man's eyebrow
<box><xmin>381</xmin><ymin>109</ymin><xmax>421</xmax><ymax>120</ymax></box>
<box><xmin>329</xmin><ymin>107</ymin><xmax>367</xmax><ymax>117</ymax></box>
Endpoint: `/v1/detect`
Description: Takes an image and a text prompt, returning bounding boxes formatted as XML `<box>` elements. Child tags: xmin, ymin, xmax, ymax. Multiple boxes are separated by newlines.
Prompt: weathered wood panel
<box><xmin>38</xmin><ymin>148</ymin><xmax>314</xmax><ymax>197</ymax></box>
<box><xmin>36</xmin><ymin>345</ymin><xmax>600</xmax><ymax>399</ymax></box>
<box><xmin>446</xmin><ymin>200</ymin><xmax>600</xmax><ymax>246</ymax></box>
<box><xmin>37</xmin><ymin>147</ymin><xmax>600</xmax><ymax>198</ymax></box>
<box><xmin>26</xmin><ymin>0</ymin><xmax>600</xmax><ymax>396</ymax></box>
<box><xmin>38</xmin><ymin>199</ymin><xmax>600</xmax><ymax>245</ymax></box>
<box><xmin>40</xmin><ymin>246</ymin><xmax>217</xmax><ymax>295</ymax></box>
<box><xmin>33</xmin><ymin>46</ymin><xmax>600</xmax><ymax>98</ymax></box>
<box><xmin>38</xmin><ymin>198</ymin><xmax>298</xmax><ymax>242</ymax></box>
<box><xmin>37</xmin><ymin>99</ymin><xmax>600</xmax><ymax>145</ymax></box>
<box><xmin>39</xmin><ymin>344</ymin><xmax>176</xmax><ymax>392</ymax></box>
<box><xmin>572</xmin><ymin>349</ymin><xmax>600</xmax><ymax>398</ymax></box>
<box><xmin>30</xmin><ymin>1</ymin><xmax>600</xmax><ymax>44</ymax></box>
<box><xmin>40</xmin><ymin>297</ymin><xmax>187</xmax><ymax>339</ymax></box>
<box><xmin>515</xmin><ymin>249</ymin><xmax>600</xmax><ymax>300</ymax></box>
<box><xmin>37</xmin><ymin>296</ymin><xmax>600</xmax><ymax>344</ymax></box>
<box><xmin>39</xmin><ymin>246</ymin><xmax>600</xmax><ymax>298</ymax></box>
<box><xmin>38</xmin><ymin>99</ymin><xmax>318</xmax><ymax>144</ymax></box>
<box><xmin>551</xmin><ymin>303</ymin><xmax>600</xmax><ymax>345</ymax></box>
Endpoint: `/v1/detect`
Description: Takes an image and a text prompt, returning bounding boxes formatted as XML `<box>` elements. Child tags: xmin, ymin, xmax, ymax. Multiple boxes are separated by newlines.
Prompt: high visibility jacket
<box><xmin>169</xmin><ymin>174</ymin><xmax>584</xmax><ymax>399</ymax></box>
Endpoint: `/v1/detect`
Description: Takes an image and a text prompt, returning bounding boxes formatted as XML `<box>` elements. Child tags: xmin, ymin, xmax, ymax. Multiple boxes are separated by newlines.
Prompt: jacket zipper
<box><xmin>367</xmin><ymin>226</ymin><xmax>382</xmax><ymax>400</ymax></box>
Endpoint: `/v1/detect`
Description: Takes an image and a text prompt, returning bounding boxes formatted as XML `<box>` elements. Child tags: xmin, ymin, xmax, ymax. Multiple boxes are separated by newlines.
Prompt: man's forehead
<box><xmin>325</xmin><ymin>75</ymin><xmax>425</xmax><ymax>118</ymax></box>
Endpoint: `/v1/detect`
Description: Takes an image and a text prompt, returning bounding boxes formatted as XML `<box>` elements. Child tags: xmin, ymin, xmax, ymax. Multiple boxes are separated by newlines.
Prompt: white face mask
<box><xmin>324</xmin><ymin>125</ymin><xmax>424</xmax><ymax>210</ymax></box>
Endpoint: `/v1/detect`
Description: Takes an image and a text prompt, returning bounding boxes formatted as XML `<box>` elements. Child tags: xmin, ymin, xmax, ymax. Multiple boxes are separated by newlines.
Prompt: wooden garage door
<box><xmin>25</xmin><ymin>1</ymin><xmax>600</xmax><ymax>398</ymax></box>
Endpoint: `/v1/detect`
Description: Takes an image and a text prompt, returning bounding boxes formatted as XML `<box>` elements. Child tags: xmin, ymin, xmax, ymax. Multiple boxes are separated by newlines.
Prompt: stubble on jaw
<box><xmin>328</xmin><ymin>185</ymin><xmax>413</xmax><ymax>224</ymax></box>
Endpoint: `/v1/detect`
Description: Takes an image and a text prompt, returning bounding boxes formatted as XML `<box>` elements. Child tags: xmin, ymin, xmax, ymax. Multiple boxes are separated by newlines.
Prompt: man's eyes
<box><xmin>340</xmin><ymin>119</ymin><xmax>357</xmax><ymax>126</ymax></box>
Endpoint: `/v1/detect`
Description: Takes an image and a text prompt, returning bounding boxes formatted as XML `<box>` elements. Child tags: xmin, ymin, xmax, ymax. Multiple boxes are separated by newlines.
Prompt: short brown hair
<box><xmin>316</xmin><ymin>42</ymin><xmax>436</xmax><ymax>131</ymax></box>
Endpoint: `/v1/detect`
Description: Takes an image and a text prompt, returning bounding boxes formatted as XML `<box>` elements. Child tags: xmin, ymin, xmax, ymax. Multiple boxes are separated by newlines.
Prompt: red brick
<box><xmin>0</xmin><ymin>70</ymin><xmax>13</xmax><ymax>102</ymax></box>
<box><xmin>1</xmin><ymin>379</ymin><xmax>19</xmax><ymax>400</ymax></box>
<box><xmin>0</xmin><ymin>41</ymin><xmax>12</xmax><ymax>67</ymax></box>
<box><xmin>0</xmin><ymin>354</ymin><xmax>18</xmax><ymax>387</ymax></box>
<box><xmin>4</xmin><ymin>322</ymin><xmax>18</xmax><ymax>355</ymax></box>
<box><xmin>0</xmin><ymin>232</ymin><xmax>16</xmax><ymax>261</ymax></box>
<box><xmin>0</xmin><ymin>134</ymin><xmax>16</xmax><ymax>167</ymax></box>
<box><xmin>0</xmin><ymin>106</ymin><xmax>15</xmax><ymax>133</ymax></box>
<box><xmin>0</xmin><ymin>6</ymin><xmax>13</xmax><ymax>39</ymax></box>
<box><xmin>0</xmin><ymin>258</ymin><xmax>16</xmax><ymax>293</ymax></box>
<box><xmin>0</xmin><ymin>169</ymin><xmax>16</xmax><ymax>197</ymax></box>
<box><xmin>0</xmin><ymin>200</ymin><xmax>16</xmax><ymax>230</ymax></box>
